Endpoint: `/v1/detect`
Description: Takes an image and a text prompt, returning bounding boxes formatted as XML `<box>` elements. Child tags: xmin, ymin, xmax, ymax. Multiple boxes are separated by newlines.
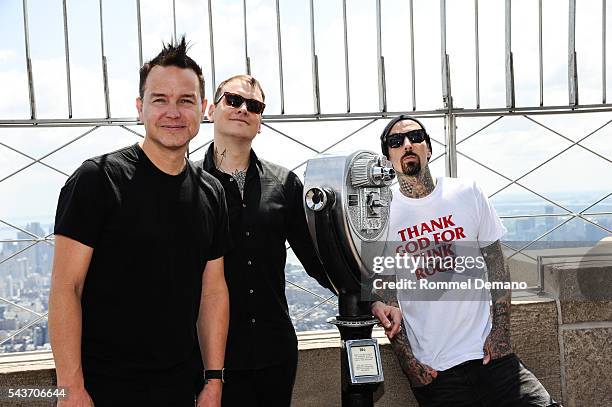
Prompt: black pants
<box><xmin>221</xmin><ymin>353</ymin><xmax>298</xmax><ymax>407</ymax></box>
<box><xmin>412</xmin><ymin>354</ymin><xmax>560</xmax><ymax>407</ymax></box>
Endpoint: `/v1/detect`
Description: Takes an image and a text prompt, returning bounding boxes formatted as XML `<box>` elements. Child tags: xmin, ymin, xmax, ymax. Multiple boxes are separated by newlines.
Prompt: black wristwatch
<box><xmin>204</xmin><ymin>368</ymin><xmax>225</xmax><ymax>384</ymax></box>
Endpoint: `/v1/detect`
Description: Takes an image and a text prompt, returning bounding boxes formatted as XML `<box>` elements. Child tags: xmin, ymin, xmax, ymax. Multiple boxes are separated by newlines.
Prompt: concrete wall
<box><xmin>0</xmin><ymin>367</ymin><xmax>56</xmax><ymax>407</ymax></box>
<box><xmin>293</xmin><ymin>298</ymin><xmax>562</xmax><ymax>406</ymax></box>
<box><xmin>1</xmin><ymin>294</ymin><xmax>611</xmax><ymax>406</ymax></box>
<box><xmin>543</xmin><ymin>263</ymin><xmax>612</xmax><ymax>407</ymax></box>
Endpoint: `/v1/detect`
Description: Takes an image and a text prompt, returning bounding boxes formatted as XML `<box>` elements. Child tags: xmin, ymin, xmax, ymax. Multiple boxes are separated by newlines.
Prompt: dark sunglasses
<box><xmin>386</xmin><ymin>129</ymin><xmax>427</xmax><ymax>148</ymax></box>
<box><xmin>216</xmin><ymin>92</ymin><xmax>266</xmax><ymax>114</ymax></box>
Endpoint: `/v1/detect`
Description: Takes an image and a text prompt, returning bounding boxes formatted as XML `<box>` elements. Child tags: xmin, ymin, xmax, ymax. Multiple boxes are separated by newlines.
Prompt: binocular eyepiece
<box><xmin>303</xmin><ymin>151</ymin><xmax>395</xmax><ymax>291</ymax></box>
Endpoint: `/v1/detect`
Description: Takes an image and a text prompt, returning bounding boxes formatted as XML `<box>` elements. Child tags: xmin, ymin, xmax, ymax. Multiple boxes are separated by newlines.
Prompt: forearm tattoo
<box><xmin>371</xmin><ymin>274</ymin><xmax>398</xmax><ymax>304</ymax></box>
<box><xmin>482</xmin><ymin>240</ymin><xmax>512</xmax><ymax>357</ymax></box>
<box><xmin>391</xmin><ymin>320</ymin><xmax>437</xmax><ymax>387</ymax></box>
<box><xmin>372</xmin><ymin>278</ymin><xmax>436</xmax><ymax>386</ymax></box>
<box><xmin>372</xmin><ymin>291</ymin><xmax>436</xmax><ymax>386</ymax></box>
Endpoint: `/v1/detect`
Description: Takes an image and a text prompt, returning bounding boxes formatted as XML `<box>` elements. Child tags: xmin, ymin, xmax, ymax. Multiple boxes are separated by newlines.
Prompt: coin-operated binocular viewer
<box><xmin>303</xmin><ymin>151</ymin><xmax>395</xmax><ymax>407</ymax></box>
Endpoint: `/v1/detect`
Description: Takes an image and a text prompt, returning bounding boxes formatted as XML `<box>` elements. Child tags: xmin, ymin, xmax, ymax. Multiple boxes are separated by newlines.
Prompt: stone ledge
<box><xmin>294</xmin><ymin>297</ymin><xmax>562</xmax><ymax>406</ymax></box>
<box><xmin>0</xmin><ymin>295</ymin><xmax>564</xmax><ymax>407</ymax></box>
<box><xmin>562</xmin><ymin>327</ymin><xmax>612</xmax><ymax>407</ymax></box>
<box><xmin>560</xmin><ymin>300</ymin><xmax>612</xmax><ymax>324</ymax></box>
<box><xmin>560</xmin><ymin>320</ymin><xmax>612</xmax><ymax>330</ymax></box>
<box><xmin>0</xmin><ymin>351</ymin><xmax>55</xmax><ymax>375</ymax></box>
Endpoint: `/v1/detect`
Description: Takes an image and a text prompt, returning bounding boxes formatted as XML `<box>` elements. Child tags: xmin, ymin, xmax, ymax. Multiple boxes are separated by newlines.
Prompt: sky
<box><xmin>0</xmin><ymin>0</ymin><xmax>611</xmax><ymax>225</ymax></box>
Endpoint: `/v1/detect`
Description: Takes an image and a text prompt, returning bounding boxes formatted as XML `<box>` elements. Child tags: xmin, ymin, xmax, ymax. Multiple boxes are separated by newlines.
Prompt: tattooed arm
<box><xmin>370</xmin><ymin>281</ymin><xmax>437</xmax><ymax>387</ymax></box>
<box><xmin>481</xmin><ymin>240</ymin><xmax>512</xmax><ymax>363</ymax></box>
<box><xmin>390</xmin><ymin>318</ymin><xmax>438</xmax><ymax>387</ymax></box>
<box><xmin>370</xmin><ymin>272</ymin><xmax>403</xmax><ymax>336</ymax></box>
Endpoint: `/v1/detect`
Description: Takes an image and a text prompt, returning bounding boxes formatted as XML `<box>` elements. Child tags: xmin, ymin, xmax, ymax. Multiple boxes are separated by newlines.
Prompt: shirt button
<box><xmin>247</xmin><ymin>260</ymin><xmax>252</xmax><ymax>266</ymax></box>
<box><xmin>249</xmin><ymin>289</ymin><xmax>254</xmax><ymax>294</ymax></box>
<box><xmin>229</xmin><ymin>177</ymin><xmax>234</xmax><ymax>182</ymax></box>
<box><xmin>251</xmin><ymin>318</ymin><xmax>256</xmax><ymax>324</ymax></box>
<box><xmin>242</xmin><ymin>203</ymin><xmax>247</xmax><ymax>208</ymax></box>
<box><xmin>245</xmin><ymin>231</ymin><xmax>250</xmax><ymax>237</ymax></box>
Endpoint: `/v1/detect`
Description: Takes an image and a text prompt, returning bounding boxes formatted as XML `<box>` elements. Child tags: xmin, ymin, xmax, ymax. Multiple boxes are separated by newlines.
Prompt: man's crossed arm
<box><xmin>370</xmin><ymin>278</ymin><xmax>437</xmax><ymax>387</ymax></box>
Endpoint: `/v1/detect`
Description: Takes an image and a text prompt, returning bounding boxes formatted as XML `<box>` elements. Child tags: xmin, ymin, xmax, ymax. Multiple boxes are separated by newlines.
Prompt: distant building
<box><xmin>0</xmin><ymin>319</ymin><xmax>17</xmax><ymax>330</ymax></box>
<box><xmin>517</xmin><ymin>217</ymin><xmax>536</xmax><ymax>241</ymax></box>
<box><xmin>16</xmin><ymin>222</ymin><xmax>53</xmax><ymax>276</ymax></box>
<box><xmin>6</xmin><ymin>275</ymin><xmax>15</xmax><ymax>298</ymax></box>
<box><xmin>585</xmin><ymin>219</ymin><xmax>607</xmax><ymax>242</ymax></box>
<box><xmin>33</xmin><ymin>325</ymin><xmax>47</xmax><ymax>347</ymax></box>
<box><xmin>544</xmin><ymin>205</ymin><xmax>555</xmax><ymax>232</ymax></box>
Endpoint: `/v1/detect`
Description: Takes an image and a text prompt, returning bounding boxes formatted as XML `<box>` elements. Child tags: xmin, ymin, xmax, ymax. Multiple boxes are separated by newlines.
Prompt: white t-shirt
<box><xmin>387</xmin><ymin>177</ymin><xmax>506</xmax><ymax>371</ymax></box>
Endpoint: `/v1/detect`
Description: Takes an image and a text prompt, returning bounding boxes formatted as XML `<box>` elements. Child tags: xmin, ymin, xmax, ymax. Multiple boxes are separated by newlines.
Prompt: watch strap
<box><xmin>204</xmin><ymin>368</ymin><xmax>225</xmax><ymax>383</ymax></box>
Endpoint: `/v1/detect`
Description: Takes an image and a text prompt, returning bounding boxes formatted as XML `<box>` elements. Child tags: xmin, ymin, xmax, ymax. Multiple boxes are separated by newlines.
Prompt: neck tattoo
<box><xmin>214</xmin><ymin>146</ymin><xmax>248</xmax><ymax>197</ymax></box>
<box><xmin>398</xmin><ymin>169</ymin><xmax>436</xmax><ymax>199</ymax></box>
<box><xmin>214</xmin><ymin>146</ymin><xmax>227</xmax><ymax>168</ymax></box>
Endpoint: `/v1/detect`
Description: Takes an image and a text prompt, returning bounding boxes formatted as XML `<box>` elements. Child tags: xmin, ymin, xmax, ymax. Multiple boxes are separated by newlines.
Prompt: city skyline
<box><xmin>1</xmin><ymin>0</ymin><xmax>610</xmax><ymax>355</ymax></box>
<box><xmin>1</xmin><ymin>191</ymin><xmax>610</xmax><ymax>354</ymax></box>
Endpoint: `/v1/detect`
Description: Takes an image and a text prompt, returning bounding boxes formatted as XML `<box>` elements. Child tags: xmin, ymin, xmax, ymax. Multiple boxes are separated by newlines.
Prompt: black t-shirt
<box><xmin>54</xmin><ymin>143</ymin><xmax>230</xmax><ymax>382</ymax></box>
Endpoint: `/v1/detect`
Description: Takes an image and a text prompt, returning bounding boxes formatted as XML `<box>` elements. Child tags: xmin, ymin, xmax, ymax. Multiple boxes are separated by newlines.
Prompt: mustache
<box><xmin>402</xmin><ymin>151</ymin><xmax>418</xmax><ymax>159</ymax></box>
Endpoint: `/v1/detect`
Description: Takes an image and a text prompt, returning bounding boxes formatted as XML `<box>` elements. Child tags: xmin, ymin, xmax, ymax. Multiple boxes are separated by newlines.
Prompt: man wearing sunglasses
<box><xmin>370</xmin><ymin>116</ymin><xmax>559</xmax><ymax>406</ymax></box>
<box><xmin>197</xmin><ymin>75</ymin><xmax>333</xmax><ymax>407</ymax></box>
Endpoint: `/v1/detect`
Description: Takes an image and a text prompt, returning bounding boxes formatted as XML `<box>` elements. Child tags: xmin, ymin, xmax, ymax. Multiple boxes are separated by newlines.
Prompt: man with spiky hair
<box><xmin>50</xmin><ymin>37</ymin><xmax>230</xmax><ymax>407</ymax></box>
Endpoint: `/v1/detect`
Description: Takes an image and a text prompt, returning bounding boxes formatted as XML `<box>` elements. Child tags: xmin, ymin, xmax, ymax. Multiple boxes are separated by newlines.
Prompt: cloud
<box><xmin>0</xmin><ymin>50</ymin><xmax>17</xmax><ymax>65</ymax></box>
<box><xmin>0</xmin><ymin>0</ymin><xmax>611</xmax><ymax>225</ymax></box>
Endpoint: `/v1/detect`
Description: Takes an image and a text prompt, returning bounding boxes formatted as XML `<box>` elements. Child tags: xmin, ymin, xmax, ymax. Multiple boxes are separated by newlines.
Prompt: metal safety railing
<box><xmin>537</xmin><ymin>252</ymin><xmax>612</xmax><ymax>295</ymax></box>
<box><xmin>4</xmin><ymin>0</ymin><xmax>612</xmax><ymax>125</ymax></box>
<box><xmin>1</xmin><ymin>0</ymin><xmax>611</xmax><ymax>351</ymax></box>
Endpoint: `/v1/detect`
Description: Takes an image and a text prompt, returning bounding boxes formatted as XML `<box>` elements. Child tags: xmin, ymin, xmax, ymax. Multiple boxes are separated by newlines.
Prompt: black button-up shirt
<box><xmin>198</xmin><ymin>143</ymin><xmax>333</xmax><ymax>369</ymax></box>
